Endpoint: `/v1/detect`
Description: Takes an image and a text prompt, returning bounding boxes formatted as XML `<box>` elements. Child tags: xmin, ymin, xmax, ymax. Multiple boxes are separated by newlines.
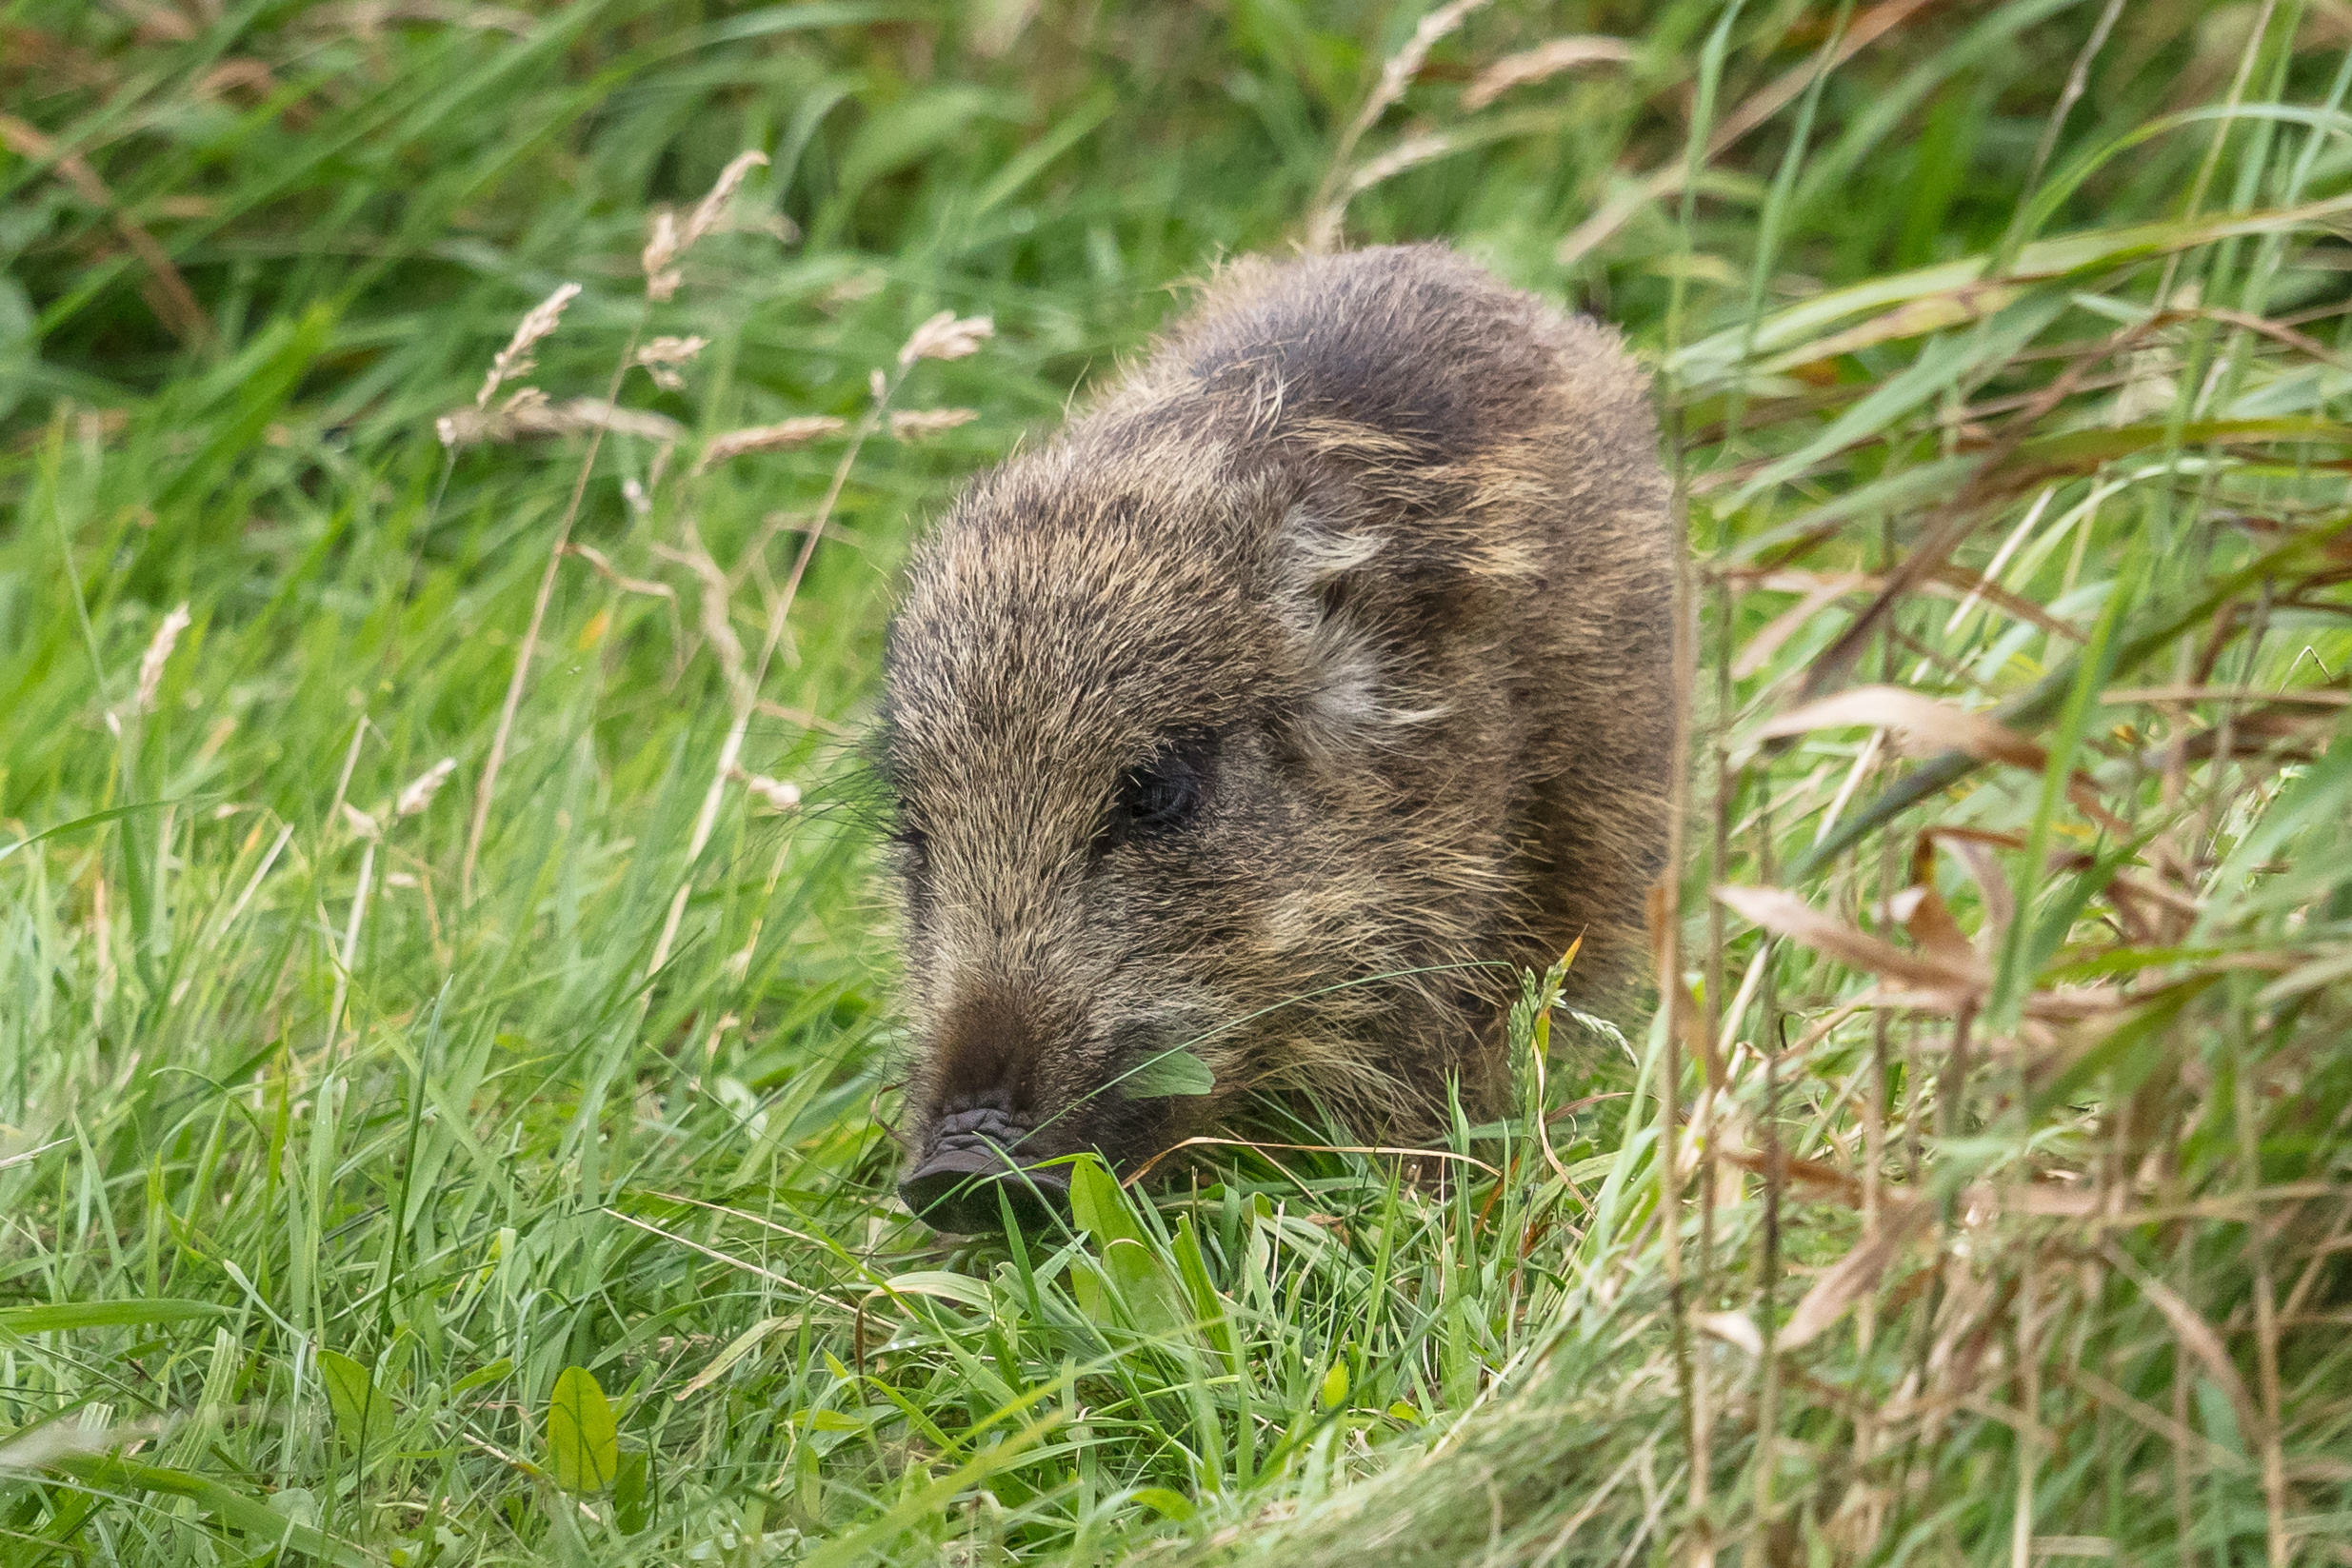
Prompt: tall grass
<box><xmin>2</xmin><ymin>3</ymin><xmax>2348</xmax><ymax>1565</ymax></box>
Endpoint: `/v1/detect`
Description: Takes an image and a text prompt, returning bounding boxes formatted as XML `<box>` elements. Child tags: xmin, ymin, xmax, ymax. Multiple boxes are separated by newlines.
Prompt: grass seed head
<box><xmin>635</xmin><ymin>334</ymin><xmax>709</xmax><ymax>391</ymax></box>
<box><xmin>642</xmin><ymin>149</ymin><xmax>768</xmax><ymax>301</ymax></box>
<box><xmin>133</xmin><ymin>602</ymin><xmax>190</xmax><ymax>714</ymax></box>
<box><xmin>888</xmin><ymin>407</ymin><xmax>978</xmax><ymax>441</ymax></box>
<box><xmin>683</xmin><ymin>149</ymin><xmax>769</xmax><ymax>249</ymax></box>
<box><xmin>438</xmin><ymin>390</ymin><xmax>682</xmax><ymax>448</ymax></box>
<box><xmin>476</xmin><ymin>282</ymin><xmax>580</xmax><ymax>408</ymax></box>
<box><xmin>641</xmin><ymin>209</ymin><xmax>684</xmax><ymax>302</ymax></box>
<box><xmin>896</xmin><ymin>310</ymin><xmax>993</xmax><ymax>366</ymax></box>
<box><xmin>394</xmin><ymin>757</ymin><xmax>457</xmax><ymax>818</ymax></box>
<box><xmin>695</xmin><ymin>415</ymin><xmax>846</xmax><ymax>471</ymax></box>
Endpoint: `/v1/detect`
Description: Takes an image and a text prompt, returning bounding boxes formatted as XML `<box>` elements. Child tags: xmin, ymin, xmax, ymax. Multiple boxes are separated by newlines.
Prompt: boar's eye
<box><xmin>1106</xmin><ymin>736</ymin><xmax>1215</xmax><ymax>846</ymax></box>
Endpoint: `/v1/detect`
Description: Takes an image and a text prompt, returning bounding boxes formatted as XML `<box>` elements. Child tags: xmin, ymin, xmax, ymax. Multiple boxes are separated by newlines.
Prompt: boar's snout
<box><xmin>898</xmin><ymin>1103</ymin><xmax>1070</xmax><ymax>1235</ymax></box>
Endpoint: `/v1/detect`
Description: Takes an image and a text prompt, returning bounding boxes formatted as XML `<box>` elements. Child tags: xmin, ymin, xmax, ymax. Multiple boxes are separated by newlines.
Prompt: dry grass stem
<box><xmin>461</xmin><ymin>320</ymin><xmax>646</xmax><ymax>904</ymax></box>
<box><xmin>1305</xmin><ymin>0</ymin><xmax>1491</xmax><ymax>250</ymax></box>
<box><xmin>1460</xmin><ymin>35</ymin><xmax>1633</xmax><ymax>111</ymax></box>
<box><xmin>0</xmin><ymin>112</ymin><xmax>211</xmax><ymax>345</ymax></box>
<box><xmin>1343</xmin><ymin>134</ymin><xmax>1458</xmax><ymax>200</ymax></box>
<box><xmin>1557</xmin><ymin>0</ymin><xmax>1938</xmax><ymax>267</ymax></box>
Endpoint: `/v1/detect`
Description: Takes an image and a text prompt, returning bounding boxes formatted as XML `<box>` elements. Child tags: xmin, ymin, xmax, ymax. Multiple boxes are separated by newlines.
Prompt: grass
<box><xmin>3</xmin><ymin>1</ymin><xmax>2350</xmax><ymax>1563</ymax></box>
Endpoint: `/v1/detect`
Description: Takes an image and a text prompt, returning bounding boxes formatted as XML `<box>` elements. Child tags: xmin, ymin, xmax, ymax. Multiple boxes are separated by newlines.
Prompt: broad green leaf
<box><xmin>1172</xmin><ymin>1217</ymin><xmax>1236</xmax><ymax>1364</ymax></box>
<box><xmin>449</xmin><ymin>1357</ymin><xmax>513</xmax><ymax>1397</ymax></box>
<box><xmin>1066</xmin><ymin>1154</ymin><xmax>1144</xmax><ymax>1247</ymax></box>
<box><xmin>807</xmin><ymin>1408</ymin><xmax>873</xmax><ymax>1434</ymax></box>
<box><xmin>546</xmin><ymin>1365</ymin><xmax>620</xmax><ymax>1494</ymax></box>
<box><xmin>1320</xmin><ymin>1359</ymin><xmax>1349</xmax><ymax>1411</ymax></box>
<box><xmin>614</xmin><ymin>1450</ymin><xmax>653</xmax><ymax>1534</ymax></box>
<box><xmin>1071</xmin><ymin>1259</ymin><xmax>1106</xmax><ymax>1320</ymax></box>
<box><xmin>1130</xmin><ymin>1486</ymin><xmax>1195</xmax><ymax>1521</ymax></box>
<box><xmin>1101</xmin><ymin>1238</ymin><xmax>1186</xmax><ymax>1338</ymax></box>
<box><xmin>1117</xmin><ymin>1046</ymin><xmax>1216</xmax><ymax>1100</ymax></box>
<box><xmin>316</xmin><ymin>1349</ymin><xmax>393</xmax><ymax>1457</ymax></box>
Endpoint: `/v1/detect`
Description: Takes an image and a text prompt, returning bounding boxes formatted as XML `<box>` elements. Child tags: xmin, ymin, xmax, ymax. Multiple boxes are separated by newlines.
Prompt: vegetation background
<box><xmin>3</xmin><ymin>0</ymin><xmax>2350</xmax><ymax>1563</ymax></box>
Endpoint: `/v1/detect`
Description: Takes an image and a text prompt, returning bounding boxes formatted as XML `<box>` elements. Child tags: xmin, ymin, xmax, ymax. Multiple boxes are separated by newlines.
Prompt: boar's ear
<box><xmin>1270</xmin><ymin>506</ymin><xmax>1437</xmax><ymax>756</ymax></box>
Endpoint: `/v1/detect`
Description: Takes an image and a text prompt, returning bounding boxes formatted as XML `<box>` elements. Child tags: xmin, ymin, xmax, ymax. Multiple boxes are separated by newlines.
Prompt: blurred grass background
<box><xmin>3</xmin><ymin>1</ymin><xmax>2351</xmax><ymax>1563</ymax></box>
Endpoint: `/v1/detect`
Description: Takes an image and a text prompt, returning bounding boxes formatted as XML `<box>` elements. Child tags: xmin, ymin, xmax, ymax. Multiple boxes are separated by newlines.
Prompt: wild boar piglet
<box><xmin>882</xmin><ymin>244</ymin><xmax>1673</xmax><ymax>1233</ymax></box>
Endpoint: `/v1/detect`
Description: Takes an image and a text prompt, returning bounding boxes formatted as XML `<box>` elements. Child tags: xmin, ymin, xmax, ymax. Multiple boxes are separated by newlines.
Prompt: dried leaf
<box><xmin>1760</xmin><ymin>685</ymin><xmax>2043</xmax><ymax>769</ymax></box>
<box><xmin>1735</xmin><ymin>572</ymin><xmax>1868</xmax><ymax>679</ymax></box>
<box><xmin>1716</xmin><ymin>883</ymin><xmax>1984</xmax><ymax>992</ymax></box>
<box><xmin>1889</xmin><ymin>882</ymin><xmax>1975</xmax><ymax>967</ymax></box>
<box><xmin>1780</xmin><ymin>1201</ymin><xmax>1932</xmax><ymax>1349</ymax></box>
<box><xmin>1763</xmin><ymin>685</ymin><xmax>2132</xmax><ymax>839</ymax></box>
<box><xmin>1718</xmin><ymin>1146</ymin><xmax>1869</xmax><ymax>1205</ymax></box>
<box><xmin>1693</xmin><ymin>1309</ymin><xmax>1763</xmax><ymax>1358</ymax></box>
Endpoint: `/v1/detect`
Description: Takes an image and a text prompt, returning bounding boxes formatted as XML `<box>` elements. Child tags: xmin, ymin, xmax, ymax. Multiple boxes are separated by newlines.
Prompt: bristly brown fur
<box><xmin>882</xmin><ymin>244</ymin><xmax>1672</xmax><ymax>1199</ymax></box>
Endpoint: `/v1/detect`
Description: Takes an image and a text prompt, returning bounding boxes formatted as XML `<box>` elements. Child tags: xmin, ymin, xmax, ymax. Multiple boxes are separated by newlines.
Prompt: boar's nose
<box><xmin>900</xmin><ymin>1144</ymin><xmax>1069</xmax><ymax>1235</ymax></box>
<box><xmin>900</xmin><ymin>1104</ymin><xmax>1071</xmax><ymax>1234</ymax></box>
